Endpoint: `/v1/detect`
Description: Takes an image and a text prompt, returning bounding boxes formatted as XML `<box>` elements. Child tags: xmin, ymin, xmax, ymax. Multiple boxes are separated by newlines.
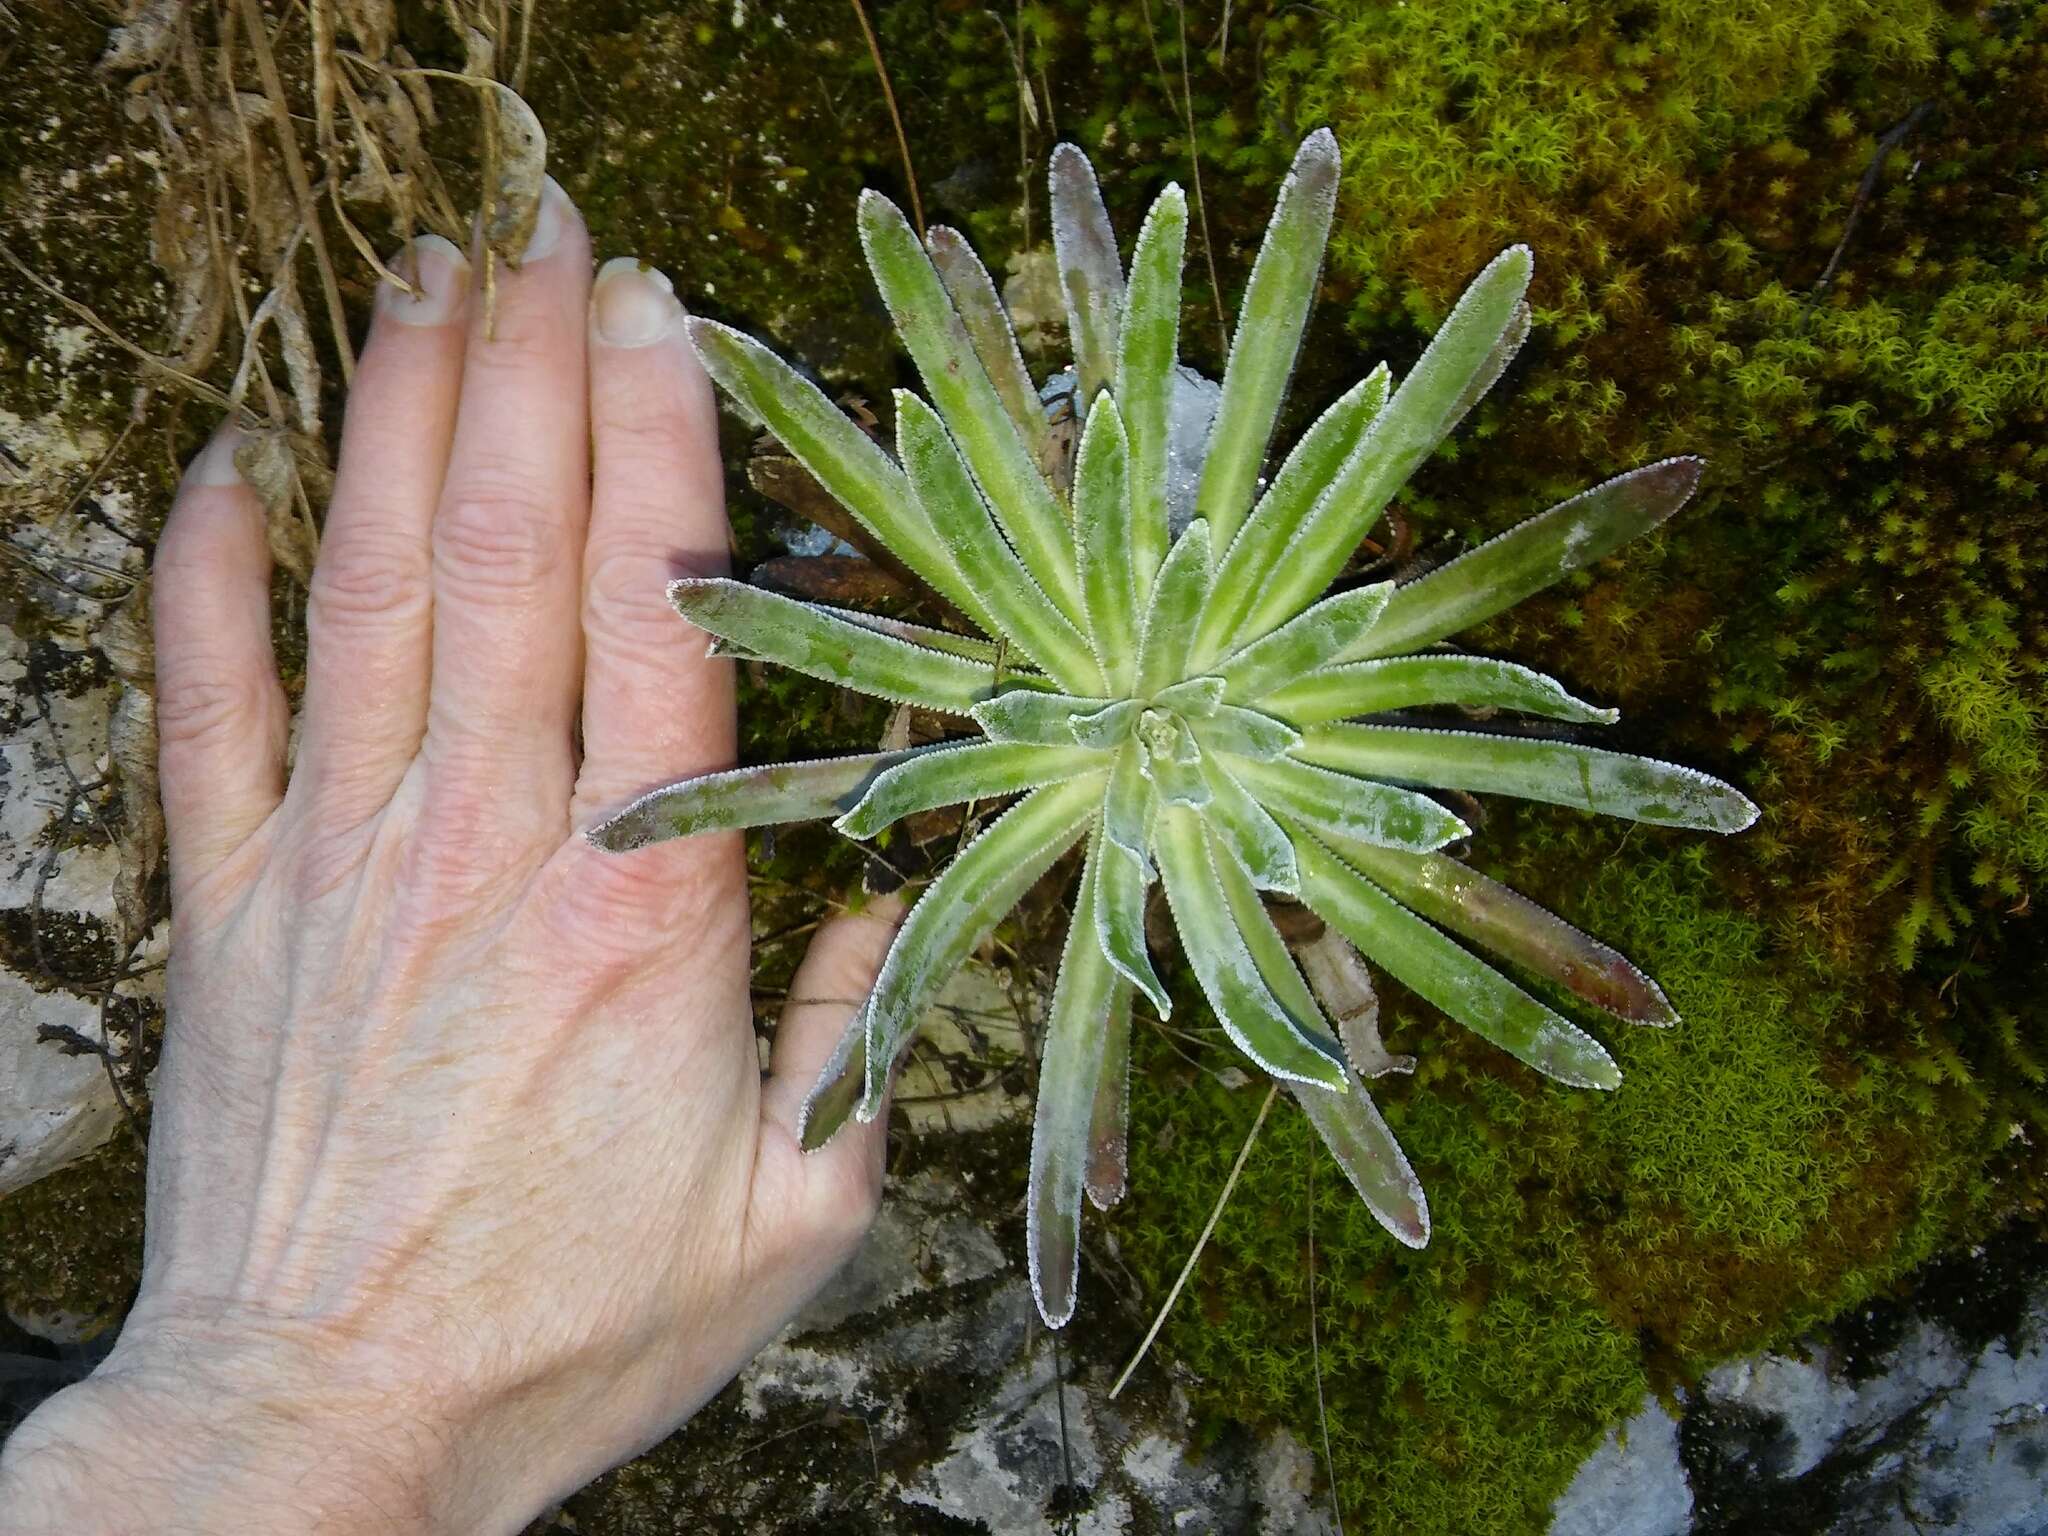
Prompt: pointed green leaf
<box><xmin>816</xmin><ymin>605</ymin><xmax>1008</xmax><ymax>666</ymax></box>
<box><xmin>1206</xmin><ymin>821</ymin><xmax>1342</xmax><ymax>1066</ymax></box>
<box><xmin>1263</xmin><ymin>656</ymin><xmax>1619</xmax><ymax>728</ymax></box>
<box><xmin>1290</xmin><ymin>1073</ymin><xmax>1429</xmax><ymax>1247</ymax></box>
<box><xmin>1193</xmin><ymin>369</ymin><xmax>1389</xmax><ymax>668</ymax></box>
<box><xmin>1215</xmin><ymin>582</ymin><xmax>1393</xmax><ymax>703</ymax></box>
<box><xmin>1293</xmin><ymin>827</ymin><xmax>1622</xmax><ymax>1089</ymax></box>
<box><xmin>589</xmin><ymin>747</ymin><xmax>934</xmax><ymax>850</ymax></box>
<box><xmin>1197</xmin><ymin>755</ymin><xmax>1299</xmax><ymax>894</ymax></box>
<box><xmin>897</xmin><ymin>392</ymin><xmax>1104</xmax><ymax>692</ymax></box>
<box><xmin>927</xmin><ymin>224</ymin><xmax>1045</xmax><ymax>456</ymax></box>
<box><xmin>1050</xmin><ymin>143</ymin><xmax>1125</xmax><ymax>405</ymax></box>
<box><xmin>1095</xmin><ymin>833</ymin><xmax>1171</xmax><ymax>1016</ymax></box>
<box><xmin>1355</xmin><ymin>458</ymin><xmax>1707</xmax><ymax>659</ymax></box>
<box><xmin>1029</xmin><ymin>847</ymin><xmax>1125</xmax><ymax>1328</ymax></box>
<box><xmin>1074</xmin><ymin>394</ymin><xmax>1139</xmax><ymax>692</ymax></box>
<box><xmin>1071</xmin><ymin>698</ymin><xmax>1141</xmax><ymax>750</ymax></box>
<box><xmin>1135</xmin><ymin>520</ymin><xmax>1213</xmax><ymax>697</ymax></box>
<box><xmin>857</xmin><ymin>775</ymin><xmax>1103</xmax><ymax>1119</ymax></box>
<box><xmin>1086</xmin><ymin>981</ymin><xmax>1134</xmax><ymax>1210</ymax></box>
<box><xmin>1194</xmin><ymin>129</ymin><xmax>1341</xmax><ymax>552</ymax></box>
<box><xmin>1227</xmin><ymin>752</ymin><xmax>1469</xmax><ymax>852</ymax></box>
<box><xmin>670</xmin><ymin>578</ymin><xmax>999</xmax><ymax>715</ymax></box>
<box><xmin>1296</xmin><ymin>723</ymin><xmax>1761</xmax><ymax>833</ymax></box>
<box><xmin>1152</xmin><ymin>676</ymin><xmax>1225</xmax><ymax>716</ymax></box>
<box><xmin>1117</xmin><ymin>184</ymin><xmax>1187</xmax><ymax>588</ymax></box>
<box><xmin>1193</xmin><ymin>704</ymin><xmax>1302</xmax><ymax>762</ymax></box>
<box><xmin>687</xmin><ymin>317</ymin><xmax>995</xmax><ymax>636</ymax></box>
<box><xmin>1103</xmin><ymin>741</ymin><xmax>1156</xmax><ymax>870</ymax></box>
<box><xmin>1243</xmin><ymin>245</ymin><xmax>1536</xmax><ymax>638</ymax></box>
<box><xmin>1155</xmin><ymin>803</ymin><xmax>1347</xmax><ymax>1087</ymax></box>
<box><xmin>1446</xmin><ymin>298</ymin><xmax>1531</xmax><ymax>426</ymax></box>
<box><xmin>1318</xmin><ymin>835</ymin><xmax>1677</xmax><ymax>1026</ymax></box>
<box><xmin>859</xmin><ymin>191</ymin><xmax>1084</xmax><ymax>623</ymax></box>
<box><xmin>796</xmin><ymin>1005</ymin><xmax>869</xmax><ymax>1151</ymax></box>
<box><xmin>973</xmin><ymin>688</ymin><xmax>1116</xmax><ymax>745</ymax></box>
<box><xmin>835</xmin><ymin>740</ymin><xmax>1107</xmax><ymax>838</ymax></box>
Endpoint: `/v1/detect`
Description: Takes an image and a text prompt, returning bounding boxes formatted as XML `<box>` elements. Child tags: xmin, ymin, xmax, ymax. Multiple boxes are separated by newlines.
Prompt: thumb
<box><xmin>759</xmin><ymin>892</ymin><xmax>905</xmax><ymax>1177</ymax></box>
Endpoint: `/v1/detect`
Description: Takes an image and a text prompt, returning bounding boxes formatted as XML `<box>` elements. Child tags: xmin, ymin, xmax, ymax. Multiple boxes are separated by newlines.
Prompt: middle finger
<box><xmin>422</xmin><ymin>176</ymin><xmax>593</xmax><ymax>829</ymax></box>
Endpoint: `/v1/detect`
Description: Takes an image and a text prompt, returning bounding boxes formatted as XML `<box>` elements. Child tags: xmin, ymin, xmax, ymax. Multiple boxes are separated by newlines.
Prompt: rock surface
<box><xmin>1549</xmin><ymin>1399</ymin><xmax>1693</xmax><ymax>1536</ymax></box>
<box><xmin>0</xmin><ymin>497</ymin><xmax>157</xmax><ymax>1201</ymax></box>
<box><xmin>1550</xmin><ymin>1243</ymin><xmax>2048</xmax><ymax>1536</ymax></box>
<box><xmin>540</xmin><ymin>1154</ymin><xmax>1337</xmax><ymax>1533</ymax></box>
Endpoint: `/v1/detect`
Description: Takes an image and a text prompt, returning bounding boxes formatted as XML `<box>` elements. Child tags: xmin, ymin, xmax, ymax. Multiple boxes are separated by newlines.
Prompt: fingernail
<box><xmin>378</xmin><ymin>235</ymin><xmax>469</xmax><ymax>327</ymax></box>
<box><xmin>186</xmin><ymin>426</ymin><xmax>248</xmax><ymax>487</ymax></box>
<box><xmin>521</xmin><ymin>175</ymin><xmax>570</xmax><ymax>264</ymax></box>
<box><xmin>592</xmin><ymin>257</ymin><xmax>684</xmax><ymax>347</ymax></box>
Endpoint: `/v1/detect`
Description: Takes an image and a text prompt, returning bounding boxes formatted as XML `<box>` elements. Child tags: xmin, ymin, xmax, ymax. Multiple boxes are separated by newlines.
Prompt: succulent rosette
<box><xmin>590</xmin><ymin>131</ymin><xmax>1758</xmax><ymax>1327</ymax></box>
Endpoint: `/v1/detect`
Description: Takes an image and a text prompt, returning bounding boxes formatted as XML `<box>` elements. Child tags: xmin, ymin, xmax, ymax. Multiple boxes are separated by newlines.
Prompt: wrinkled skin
<box><xmin>0</xmin><ymin>181</ymin><xmax>898</xmax><ymax>1534</ymax></box>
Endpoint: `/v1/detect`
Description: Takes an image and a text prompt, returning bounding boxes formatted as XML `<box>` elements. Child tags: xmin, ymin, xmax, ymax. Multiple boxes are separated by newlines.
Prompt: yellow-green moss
<box><xmin>1120</xmin><ymin>824</ymin><xmax>1994</xmax><ymax>1535</ymax></box>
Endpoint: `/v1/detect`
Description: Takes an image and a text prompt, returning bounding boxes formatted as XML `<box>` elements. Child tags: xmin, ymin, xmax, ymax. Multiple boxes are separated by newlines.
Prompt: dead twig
<box><xmin>515</xmin><ymin>0</ymin><xmax>537</xmax><ymax>95</ymax></box>
<box><xmin>1810</xmin><ymin>101</ymin><xmax>1935</xmax><ymax>303</ymax></box>
<box><xmin>1308</xmin><ymin>1142</ymin><xmax>1346</xmax><ymax>1536</ymax></box>
<box><xmin>0</xmin><ymin>246</ymin><xmax>235</xmax><ymax>410</ymax></box>
<box><xmin>851</xmin><ymin>0</ymin><xmax>923</xmax><ymax>236</ymax></box>
<box><xmin>234</xmin><ymin>0</ymin><xmax>357</xmax><ymax>382</ymax></box>
<box><xmin>1138</xmin><ymin>0</ymin><xmax>1229</xmax><ymax>353</ymax></box>
<box><xmin>1110</xmin><ymin>1080</ymin><xmax>1277</xmax><ymax>1397</ymax></box>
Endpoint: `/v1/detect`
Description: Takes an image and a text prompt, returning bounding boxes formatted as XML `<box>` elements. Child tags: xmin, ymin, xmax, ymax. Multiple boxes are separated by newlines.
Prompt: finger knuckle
<box><xmin>465</xmin><ymin>313</ymin><xmax>564</xmax><ymax>379</ymax></box>
<box><xmin>599</xmin><ymin>402</ymin><xmax>699</xmax><ymax>471</ymax></box>
<box><xmin>434</xmin><ymin>486</ymin><xmax>566</xmax><ymax>598</ymax></box>
<box><xmin>537</xmin><ymin>846</ymin><xmax>733</xmax><ymax>965</ymax></box>
<box><xmin>157</xmin><ymin>673</ymin><xmax>267</xmax><ymax>752</ymax></box>
<box><xmin>583</xmin><ymin>545</ymin><xmax>684</xmax><ymax>650</ymax></box>
<box><xmin>309</xmin><ymin>533</ymin><xmax>432</xmax><ymax>630</ymax></box>
<box><xmin>284</xmin><ymin>822</ymin><xmax>368</xmax><ymax>903</ymax></box>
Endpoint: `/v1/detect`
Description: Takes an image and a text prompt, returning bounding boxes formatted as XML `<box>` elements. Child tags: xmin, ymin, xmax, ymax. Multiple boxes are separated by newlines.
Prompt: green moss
<box><xmin>1120</xmin><ymin>824</ymin><xmax>1994</xmax><ymax>1535</ymax></box>
<box><xmin>1263</xmin><ymin>1</ymin><xmax>2048</xmax><ymax>974</ymax></box>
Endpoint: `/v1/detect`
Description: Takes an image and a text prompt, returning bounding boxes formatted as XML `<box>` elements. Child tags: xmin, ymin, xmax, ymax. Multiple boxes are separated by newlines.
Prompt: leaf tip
<box><xmin>681</xmin><ymin>315</ymin><xmax>744</xmax><ymax>380</ymax></box>
<box><xmin>1638</xmin><ymin>984</ymin><xmax>1681</xmax><ymax>1029</ymax></box>
<box><xmin>1028</xmin><ymin>1252</ymin><xmax>1077</xmax><ymax>1330</ymax></box>
<box><xmin>1048</xmin><ymin>140</ymin><xmax>1092</xmax><ymax>176</ymax></box>
<box><xmin>1496</xmin><ymin>242</ymin><xmax>1536</xmax><ymax>279</ymax></box>
<box><xmin>667</xmin><ymin>576</ymin><xmax>724</xmax><ymax>621</ymax></box>
<box><xmin>1721</xmin><ymin>787</ymin><xmax>1763</xmax><ymax>833</ymax></box>
<box><xmin>1390</xmin><ymin>1197</ymin><xmax>1430</xmax><ymax>1248</ymax></box>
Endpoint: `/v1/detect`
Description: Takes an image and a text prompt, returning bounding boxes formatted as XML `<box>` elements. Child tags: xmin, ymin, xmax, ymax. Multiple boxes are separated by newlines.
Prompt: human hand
<box><xmin>0</xmin><ymin>179</ymin><xmax>900</xmax><ymax>1534</ymax></box>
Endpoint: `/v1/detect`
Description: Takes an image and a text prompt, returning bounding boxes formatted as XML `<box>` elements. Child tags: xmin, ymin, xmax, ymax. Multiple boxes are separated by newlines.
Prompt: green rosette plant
<box><xmin>589</xmin><ymin>131</ymin><xmax>1758</xmax><ymax>1328</ymax></box>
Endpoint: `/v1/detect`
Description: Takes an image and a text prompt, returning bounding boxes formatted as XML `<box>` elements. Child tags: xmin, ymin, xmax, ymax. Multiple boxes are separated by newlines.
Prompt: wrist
<box><xmin>0</xmin><ymin>1321</ymin><xmax>492</xmax><ymax>1535</ymax></box>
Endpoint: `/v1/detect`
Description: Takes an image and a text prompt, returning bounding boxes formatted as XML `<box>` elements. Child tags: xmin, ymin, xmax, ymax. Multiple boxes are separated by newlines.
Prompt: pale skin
<box><xmin>0</xmin><ymin>179</ymin><xmax>903</xmax><ymax>1534</ymax></box>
